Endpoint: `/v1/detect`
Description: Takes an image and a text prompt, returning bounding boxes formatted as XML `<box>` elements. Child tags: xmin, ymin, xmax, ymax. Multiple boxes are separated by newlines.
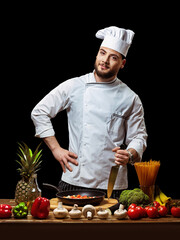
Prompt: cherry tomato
<box><xmin>158</xmin><ymin>206</ymin><xmax>168</xmax><ymax>217</ymax></box>
<box><xmin>171</xmin><ymin>206</ymin><xmax>180</xmax><ymax>217</ymax></box>
<box><xmin>128</xmin><ymin>203</ymin><xmax>137</xmax><ymax>210</ymax></box>
<box><xmin>153</xmin><ymin>201</ymin><xmax>160</xmax><ymax>209</ymax></box>
<box><xmin>127</xmin><ymin>207</ymin><xmax>140</xmax><ymax>220</ymax></box>
<box><xmin>146</xmin><ymin>206</ymin><xmax>159</xmax><ymax>218</ymax></box>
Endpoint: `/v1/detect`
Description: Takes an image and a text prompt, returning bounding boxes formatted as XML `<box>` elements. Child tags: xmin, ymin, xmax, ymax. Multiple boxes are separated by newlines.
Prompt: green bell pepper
<box><xmin>13</xmin><ymin>202</ymin><xmax>28</xmax><ymax>219</ymax></box>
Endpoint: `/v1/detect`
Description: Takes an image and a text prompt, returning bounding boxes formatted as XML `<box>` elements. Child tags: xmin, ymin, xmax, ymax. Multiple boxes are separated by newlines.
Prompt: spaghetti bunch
<box><xmin>134</xmin><ymin>160</ymin><xmax>160</xmax><ymax>187</ymax></box>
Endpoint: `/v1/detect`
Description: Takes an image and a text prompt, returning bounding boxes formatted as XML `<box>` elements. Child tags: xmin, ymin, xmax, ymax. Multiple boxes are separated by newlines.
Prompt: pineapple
<box><xmin>15</xmin><ymin>142</ymin><xmax>42</xmax><ymax>204</ymax></box>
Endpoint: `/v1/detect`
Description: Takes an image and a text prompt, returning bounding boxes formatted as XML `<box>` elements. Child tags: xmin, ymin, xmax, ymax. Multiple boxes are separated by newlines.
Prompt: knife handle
<box><xmin>113</xmin><ymin>144</ymin><xmax>126</xmax><ymax>168</ymax></box>
<box><xmin>108</xmin><ymin>202</ymin><xmax>121</xmax><ymax>214</ymax></box>
<box><xmin>120</xmin><ymin>144</ymin><xmax>126</xmax><ymax>150</ymax></box>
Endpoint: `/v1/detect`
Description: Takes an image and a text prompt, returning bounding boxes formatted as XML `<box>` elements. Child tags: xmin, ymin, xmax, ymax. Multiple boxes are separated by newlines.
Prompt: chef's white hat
<box><xmin>96</xmin><ymin>26</ymin><xmax>135</xmax><ymax>57</ymax></box>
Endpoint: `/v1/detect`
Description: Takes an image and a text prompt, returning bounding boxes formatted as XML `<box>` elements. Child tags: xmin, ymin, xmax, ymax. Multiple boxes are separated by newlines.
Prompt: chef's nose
<box><xmin>103</xmin><ymin>55</ymin><xmax>110</xmax><ymax>64</ymax></box>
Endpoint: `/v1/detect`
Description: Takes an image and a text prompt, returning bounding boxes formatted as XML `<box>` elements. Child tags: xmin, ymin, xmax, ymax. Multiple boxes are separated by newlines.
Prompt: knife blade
<box><xmin>107</xmin><ymin>144</ymin><xmax>126</xmax><ymax>199</ymax></box>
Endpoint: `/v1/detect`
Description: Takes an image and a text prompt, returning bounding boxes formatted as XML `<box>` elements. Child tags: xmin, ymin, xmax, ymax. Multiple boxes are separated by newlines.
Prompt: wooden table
<box><xmin>1</xmin><ymin>199</ymin><xmax>180</xmax><ymax>240</ymax></box>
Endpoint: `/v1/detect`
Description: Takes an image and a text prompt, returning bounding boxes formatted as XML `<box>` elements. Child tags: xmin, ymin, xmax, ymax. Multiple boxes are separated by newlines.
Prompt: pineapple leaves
<box><xmin>29</xmin><ymin>148</ymin><xmax>33</xmax><ymax>158</ymax></box>
<box><xmin>16</xmin><ymin>142</ymin><xmax>43</xmax><ymax>178</ymax></box>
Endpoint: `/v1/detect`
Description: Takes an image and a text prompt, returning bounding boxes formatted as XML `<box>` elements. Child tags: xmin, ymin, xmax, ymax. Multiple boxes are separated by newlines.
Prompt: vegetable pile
<box><xmin>63</xmin><ymin>195</ymin><xmax>96</xmax><ymax>199</ymax></box>
<box><xmin>127</xmin><ymin>201</ymin><xmax>169</xmax><ymax>219</ymax></box>
<box><xmin>119</xmin><ymin>188</ymin><xmax>150</xmax><ymax>208</ymax></box>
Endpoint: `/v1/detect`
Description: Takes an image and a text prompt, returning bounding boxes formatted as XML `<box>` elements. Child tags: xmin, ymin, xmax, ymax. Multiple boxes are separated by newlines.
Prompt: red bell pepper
<box><xmin>0</xmin><ymin>204</ymin><xmax>12</xmax><ymax>218</ymax></box>
<box><xmin>31</xmin><ymin>197</ymin><xmax>50</xmax><ymax>219</ymax></box>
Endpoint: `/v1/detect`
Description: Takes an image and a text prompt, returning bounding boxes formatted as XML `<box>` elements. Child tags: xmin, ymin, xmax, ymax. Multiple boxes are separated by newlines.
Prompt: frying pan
<box><xmin>43</xmin><ymin>183</ymin><xmax>105</xmax><ymax>206</ymax></box>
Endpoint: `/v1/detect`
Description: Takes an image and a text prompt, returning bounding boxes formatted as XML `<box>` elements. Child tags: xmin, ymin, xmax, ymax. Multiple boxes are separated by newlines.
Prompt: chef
<box><xmin>31</xmin><ymin>26</ymin><xmax>147</xmax><ymax>199</ymax></box>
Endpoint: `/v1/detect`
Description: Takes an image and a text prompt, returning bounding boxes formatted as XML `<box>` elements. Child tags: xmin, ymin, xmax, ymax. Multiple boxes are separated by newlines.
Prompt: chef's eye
<box><xmin>99</xmin><ymin>50</ymin><xmax>105</xmax><ymax>55</ymax></box>
<box><xmin>111</xmin><ymin>56</ymin><xmax>118</xmax><ymax>61</ymax></box>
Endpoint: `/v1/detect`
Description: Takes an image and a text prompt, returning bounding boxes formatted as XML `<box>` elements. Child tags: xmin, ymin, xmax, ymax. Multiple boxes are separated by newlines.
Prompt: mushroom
<box><xmin>97</xmin><ymin>207</ymin><xmax>109</xmax><ymax>219</ymax></box>
<box><xmin>114</xmin><ymin>204</ymin><xmax>127</xmax><ymax>219</ymax></box>
<box><xmin>53</xmin><ymin>201</ymin><xmax>68</xmax><ymax>219</ymax></box>
<box><xmin>82</xmin><ymin>204</ymin><xmax>96</xmax><ymax>220</ymax></box>
<box><xmin>69</xmin><ymin>204</ymin><xmax>82</xmax><ymax>219</ymax></box>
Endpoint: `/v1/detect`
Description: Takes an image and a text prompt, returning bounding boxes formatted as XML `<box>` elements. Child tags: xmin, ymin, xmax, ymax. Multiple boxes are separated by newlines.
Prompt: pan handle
<box><xmin>43</xmin><ymin>183</ymin><xmax>59</xmax><ymax>192</ymax></box>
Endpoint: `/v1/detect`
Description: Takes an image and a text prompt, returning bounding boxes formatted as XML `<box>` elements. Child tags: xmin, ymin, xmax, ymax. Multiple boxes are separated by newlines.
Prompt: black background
<box><xmin>1</xmin><ymin>3</ymin><xmax>179</xmax><ymax>200</ymax></box>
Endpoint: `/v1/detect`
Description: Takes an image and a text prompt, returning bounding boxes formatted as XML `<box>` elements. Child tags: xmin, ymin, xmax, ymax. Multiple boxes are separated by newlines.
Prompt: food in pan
<box><xmin>63</xmin><ymin>194</ymin><xmax>96</xmax><ymax>199</ymax></box>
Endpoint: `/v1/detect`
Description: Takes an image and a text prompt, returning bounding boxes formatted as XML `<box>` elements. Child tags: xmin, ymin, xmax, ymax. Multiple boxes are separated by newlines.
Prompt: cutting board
<box><xmin>50</xmin><ymin>198</ymin><xmax>118</xmax><ymax>211</ymax></box>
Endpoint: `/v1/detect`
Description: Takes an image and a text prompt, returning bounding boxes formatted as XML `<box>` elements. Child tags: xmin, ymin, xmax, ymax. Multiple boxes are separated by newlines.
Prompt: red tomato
<box><xmin>171</xmin><ymin>206</ymin><xmax>180</xmax><ymax>217</ymax></box>
<box><xmin>128</xmin><ymin>203</ymin><xmax>137</xmax><ymax>210</ymax></box>
<box><xmin>158</xmin><ymin>206</ymin><xmax>168</xmax><ymax>217</ymax></box>
<box><xmin>139</xmin><ymin>206</ymin><xmax>147</xmax><ymax>217</ymax></box>
<box><xmin>127</xmin><ymin>208</ymin><xmax>140</xmax><ymax>220</ymax></box>
<box><xmin>135</xmin><ymin>206</ymin><xmax>144</xmax><ymax>218</ymax></box>
<box><xmin>146</xmin><ymin>206</ymin><xmax>159</xmax><ymax>218</ymax></box>
<box><xmin>145</xmin><ymin>206</ymin><xmax>150</xmax><ymax>212</ymax></box>
<box><xmin>153</xmin><ymin>201</ymin><xmax>160</xmax><ymax>209</ymax></box>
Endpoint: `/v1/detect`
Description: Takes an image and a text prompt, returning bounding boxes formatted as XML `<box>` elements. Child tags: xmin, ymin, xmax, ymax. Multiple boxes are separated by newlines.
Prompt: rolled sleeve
<box><xmin>31</xmin><ymin>79</ymin><xmax>73</xmax><ymax>138</ymax></box>
<box><xmin>31</xmin><ymin>106</ymin><xmax>56</xmax><ymax>138</ymax></box>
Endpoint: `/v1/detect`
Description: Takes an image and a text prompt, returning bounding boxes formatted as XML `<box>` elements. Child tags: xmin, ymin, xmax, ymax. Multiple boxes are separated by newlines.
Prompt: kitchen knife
<box><xmin>107</xmin><ymin>144</ymin><xmax>126</xmax><ymax>199</ymax></box>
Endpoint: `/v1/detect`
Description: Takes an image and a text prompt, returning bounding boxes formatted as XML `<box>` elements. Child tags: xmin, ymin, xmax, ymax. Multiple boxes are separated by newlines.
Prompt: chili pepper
<box><xmin>31</xmin><ymin>197</ymin><xmax>50</xmax><ymax>219</ymax></box>
<box><xmin>0</xmin><ymin>204</ymin><xmax>12</xmax><ymax>218</ymax></box>
<box><xmin>13</xmin><ymin>202</ymin><xmax>28</xmax><ymax>219</ymax></box>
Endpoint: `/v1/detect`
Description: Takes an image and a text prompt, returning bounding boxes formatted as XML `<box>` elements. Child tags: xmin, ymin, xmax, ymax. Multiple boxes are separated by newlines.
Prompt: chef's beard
<box><xmin>94</xmin><ymin>61</ymin><xmax>117</xmax><ymax>79</ymax></box>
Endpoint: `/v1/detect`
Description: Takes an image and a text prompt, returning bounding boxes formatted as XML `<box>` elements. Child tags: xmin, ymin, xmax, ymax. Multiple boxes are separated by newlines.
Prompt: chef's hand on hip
<box><xmin>112</xmin><ymin>147</ymin><xmax>129</xmax><ymax>166</ymax></box>
<box><xmin>52</xmin><ymin>147</ymin><xmax>78</xmax><ymax>173</ymax></box>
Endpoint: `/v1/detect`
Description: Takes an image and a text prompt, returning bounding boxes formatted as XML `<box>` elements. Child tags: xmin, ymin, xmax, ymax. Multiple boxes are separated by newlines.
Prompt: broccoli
<box><xmin>119</xmin><ymin>188</ymin><xmax>150</xmax><ymax>208</ymax></box>
<box><xmin>118</xmin><ymin>190</ymin><xmax>131</xmax><ymax>206</ymax></box>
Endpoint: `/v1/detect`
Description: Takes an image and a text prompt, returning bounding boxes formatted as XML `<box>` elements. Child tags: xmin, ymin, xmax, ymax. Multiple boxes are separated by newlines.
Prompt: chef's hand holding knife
<box><xmin>112</xmin><ymin>144</ymin><xmax>129</xmax><ymax>166</ymax></box>
<box><xmin>112</xmin><ymin>144</ymin><xmax>139</xmax><ymax>166</ymax></box>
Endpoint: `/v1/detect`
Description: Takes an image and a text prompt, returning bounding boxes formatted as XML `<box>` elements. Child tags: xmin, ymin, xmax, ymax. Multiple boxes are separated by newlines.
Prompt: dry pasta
<box><xmin>134</xmin><ymin>160</ymin><xmax>160</xmax><ymax>187</ymax></box>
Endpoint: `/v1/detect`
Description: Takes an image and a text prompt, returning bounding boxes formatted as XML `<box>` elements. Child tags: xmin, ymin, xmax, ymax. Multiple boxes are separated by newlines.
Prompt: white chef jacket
<box><xmin>31</xmin><ymin>72</ymin><xmax>147</xmax><ymax>190</ymax></box>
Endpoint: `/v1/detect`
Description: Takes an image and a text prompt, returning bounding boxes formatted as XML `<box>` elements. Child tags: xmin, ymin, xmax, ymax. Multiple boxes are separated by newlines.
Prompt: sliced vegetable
<box><xmin>63</xmin><ymin>195</ymin><xmax>96</xmax><ymax>199</ymax></box>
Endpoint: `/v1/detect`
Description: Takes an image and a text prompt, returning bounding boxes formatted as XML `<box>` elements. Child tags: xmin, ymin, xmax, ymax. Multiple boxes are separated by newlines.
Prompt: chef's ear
<box><xmin>120</xmin><ymin>59</ymin><xmax>126</xmax><ymax>69</ymax></box>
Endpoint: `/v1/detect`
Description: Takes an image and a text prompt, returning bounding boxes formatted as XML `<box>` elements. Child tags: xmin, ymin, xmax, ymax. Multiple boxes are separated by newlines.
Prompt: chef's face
<box><xmin>94</xmin><ymin>47</ymin><xmax>126</xmax><ymax>81</ymax></box>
